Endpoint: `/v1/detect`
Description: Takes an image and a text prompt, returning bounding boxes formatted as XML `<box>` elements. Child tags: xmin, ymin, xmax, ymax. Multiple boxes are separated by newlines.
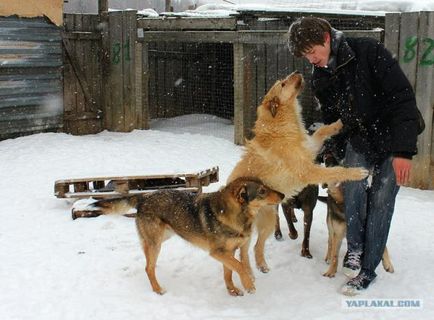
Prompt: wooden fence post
<box><xmin>412</xmin><ymin>12</ymin><xmax>434</xmax><ymax>189</ymax></box>
<box><xmin>123</xmin><ymin>10</ymin><xmax>137</xmax><ymax>132</ymax></box>
<box><xmin>233</xmin><ymin>42</ymin><xmax>257</xmax><ymax>145</ymax></box>
<box><xmin>139</xmin><ymin>41</ymin><xmax>150</xmax><ymax>129</ymax></box>
<box><xmin>387</xmin><ymin>12</ymin><xmax>434</xmax><ymax>189</ymax></box>
<box><xmin>104</xmin><ymin>10</ymin><xmax>138</xmax><ymax>132</ymax></box>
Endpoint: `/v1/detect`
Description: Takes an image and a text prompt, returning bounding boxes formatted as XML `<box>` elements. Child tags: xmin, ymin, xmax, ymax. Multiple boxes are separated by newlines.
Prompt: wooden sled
<box><xmin>54</xmin><ymin>166</ymin><xmax>219</xmax><ymax>199</ymax></box>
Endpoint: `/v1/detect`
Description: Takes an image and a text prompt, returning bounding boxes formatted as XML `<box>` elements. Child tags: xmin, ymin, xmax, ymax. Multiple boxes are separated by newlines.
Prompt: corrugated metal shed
<box><xmin>0</xmin><ymin>16</ymin><xmax>63</xmax><ymax>140</ymax></box>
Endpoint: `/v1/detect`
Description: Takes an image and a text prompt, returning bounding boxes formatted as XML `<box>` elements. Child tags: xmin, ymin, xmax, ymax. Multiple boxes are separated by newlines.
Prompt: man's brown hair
<box><xmin>288</xmin><ymin>17</ymin><xmax>332</xmax><ymax>57</ymax></box>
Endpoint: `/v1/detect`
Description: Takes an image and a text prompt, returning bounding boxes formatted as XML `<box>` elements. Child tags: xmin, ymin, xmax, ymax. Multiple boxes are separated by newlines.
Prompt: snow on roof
<box><xmin>158</xmin><ymin>2</ymin><xmax>391</xmax><ymax>18</ymax></box>
<box><xmin>164</xmin><ymin>0</ymin><xmax>434</xmax><ymax>18</ymax></box>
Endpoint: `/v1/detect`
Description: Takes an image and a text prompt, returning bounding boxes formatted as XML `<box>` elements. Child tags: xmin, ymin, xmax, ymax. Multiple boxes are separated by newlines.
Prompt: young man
<box><xmin>288</xmin><ymin>17</ymin><xmax>423</xmax><ymax>295</ymax></box>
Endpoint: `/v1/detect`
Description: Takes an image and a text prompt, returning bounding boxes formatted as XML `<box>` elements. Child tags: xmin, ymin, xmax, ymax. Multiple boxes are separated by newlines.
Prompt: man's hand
<box><xmin>392</xmin><ymin>157</ymin><xmax>412</xmax><ymax>185</ymax></box>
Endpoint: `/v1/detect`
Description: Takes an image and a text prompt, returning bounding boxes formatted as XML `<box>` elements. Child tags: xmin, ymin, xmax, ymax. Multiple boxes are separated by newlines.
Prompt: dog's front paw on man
<box><xmin>347</xmin><ymin>167</ymin><xmax>370</xmax><ymax>181</ymax></box>
<box><xmin>329</xmin><ymin>119</ymin><xmax>343</xmax><ymax>135</ymax></box>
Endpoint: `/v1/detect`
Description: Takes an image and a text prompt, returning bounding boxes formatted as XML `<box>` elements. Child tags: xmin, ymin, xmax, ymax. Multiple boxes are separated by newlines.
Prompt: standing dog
<box><xmin>275</xmin><ymin>184</ymin><xmax>319</xmax><ymax>258</ymax></box>
<box><xmin>72</xmin><ymin>177</ymin><xmax>284</xmax><ymax>296</ymax></box>
<box><xmin>227</xmin><ymin>71</ymin><xmax>369</xmax><ymax>274</ymax></box>
<box><xmin>321</xmin><ymin>157</ymin><xmax>394</xmax><ymax>277</ymax></box>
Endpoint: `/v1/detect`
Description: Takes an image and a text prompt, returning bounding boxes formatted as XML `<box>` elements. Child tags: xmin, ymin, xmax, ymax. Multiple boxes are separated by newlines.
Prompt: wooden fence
<box><xmin>63</xmin><ymin>14</ymin><xmax>103</xmax><ymax>134</ymax></box>
<box><xmin>62</xmin><ymin>11</ymin><xmax>433</xmax><ymax>189</ymax></box>
<box><xmin>63</xmin><ymin>11</ymin><xmax>147</xmax><ymax>134</ymax></box>
<box><xmin>103</xmin><ymin>10</ymin><xmax>147</xmax><ymax>131</ymax></box>
<box><xmin>385</xmin><ymin>12</ymin><xmax>434</xmax><ymax>189</ymax></box>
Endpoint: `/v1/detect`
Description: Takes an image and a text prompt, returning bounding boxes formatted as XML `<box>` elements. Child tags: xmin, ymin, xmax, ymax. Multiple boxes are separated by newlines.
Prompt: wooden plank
<box><xmin>54</xmin><ymin>184</ymin><xmax>69</xmax><ymax>198</ymax></box>
<box><xmin>233</xmin><ymin>42</ymin><xmax>245</xmax><ymax>145</ymax></box>
<box><xmin>62</xmin><ymin>32</ymin><xmax>101</xmax><ymax>40</ymax></box>
<box><xmin>98</xmin><ymin>0</ymin><xmax>108</xmax><ymax>14</ymax></box>
<box><xmin>141</xmin><ymin>30</ymin><xmax>261</xmax><ymax>44</ymax></box>
<box><xmin>55</xmin><ymin>167</ymin><xmax>219</xmax><ymax>184</ymax></box>
<box><xmin>108</xmin><ymin>11</ymin><xmax>124</xmax><ymax>131</ymax></box>
<box><xmin>233</xmin><ymin>43</ymin><xmax>256</xmax><ymax>144</ymax></box>
<box><xmin>113</xmin><ymin>180</ymin><xmax>129</xmax><ymax>194</ymax></box>
<box><xmin>63</xmin><ymin>112</ymin><xmax>100</xmax><ymax>121</ymax></box>
<box><xmin>255</xmin><ymin>43</ymin><xmax>266</xmax><ymax>108</ymax></box>
<box><xmin>398</xmin><ymin>12</ymin><xmax>419</xmax><ymax>86</ymax></box>
<box><xmin>84</xmin><ymin>15</ymin><xmax>102</xmax><ymax>134</ymax></box>
<box><xmin>123</xmin><ymin>10</ymin><xmax>137</xmax><ymax>132</ymax></box>
<box><xmin>88</xmin><ymin>15</ymin><xmax>102</xmax><ymax>123</ymax></box>
<box><xmin>137</xmin><ymin>17</ymin><xmax>237</xmax><ymax>31</ymax></box>
<box><xmin>384</xmin><ymin>12</ymin><xmax>401</xmax><ymax>60</ymax></box>
<box><xmin>141</xmin><ymin>41</ymin><xmax>150</xmax><ymax>129</ymax></box>
<box><xmin>66</xmin><ymin>187</ymin><xmax>200</xmax><ymax>200</ymax></box>
<box><xmin>100</xmin><ymin>9</ymin><xmax>111</xmax><ymax>130</ymax></box>
<box><xmin>74</xmin><ymin>182</ymin><xmax>88</xmax><ymax>192</ymax></box>
<box><xmin>83</xmin><ymin>15</ymin><xmax>101</xmax><ymax>134</ymax></box>
<box><xmin>63</xmin><ymin>14</ymin><xmax>77</xmax><ymax>134</ymax></box>
<box><xmin>140</xmin><ymin>30</ymin><xmax>383</xmax><ymax>45</ymax></box>
<box><xmin>74</xmin><ymin>14</ymin><xmax>86</xmax><ymax>135</ymax></box>
<box><xmin>411</xmin><ymin>11</ymin><xmax>434</xmax><ymax>189</ymax></box>
<box><xmin>62</xmin><ymin>37</ymin><xmax>94</xmax><ymax>107</ymax></box>
<box><xmin>165</xmin><ymin>0</ymin><xmax>172</xmax><ymax>12</ymax></box>
<box><xmin>135</xmin><ymin>41</ymin><xmax>144</xmax><ymax>129</ymax></box>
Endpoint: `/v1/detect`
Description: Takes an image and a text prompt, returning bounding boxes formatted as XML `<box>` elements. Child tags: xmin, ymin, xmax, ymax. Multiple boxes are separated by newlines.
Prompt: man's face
<box><xmin>302</xmin><ymin>32</ymin><xmax>331</xmax><ymax>68</ymax></box>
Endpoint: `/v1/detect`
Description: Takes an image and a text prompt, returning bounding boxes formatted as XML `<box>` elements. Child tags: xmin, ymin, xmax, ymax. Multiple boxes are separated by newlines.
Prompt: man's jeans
<box><xmin>343</xmin><ymin>144</ymin><xmax>400</xmax><ymax>277</ymax></box>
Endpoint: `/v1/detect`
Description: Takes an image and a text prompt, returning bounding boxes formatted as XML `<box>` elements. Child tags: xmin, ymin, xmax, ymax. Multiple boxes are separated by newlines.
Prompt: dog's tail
<box><xmin>71</xmin><ymin>195</ymin><xmax>140</xmax><ymax>220</ymax></box>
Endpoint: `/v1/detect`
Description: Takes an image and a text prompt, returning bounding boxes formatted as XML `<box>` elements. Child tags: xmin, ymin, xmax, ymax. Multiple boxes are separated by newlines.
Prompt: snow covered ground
<box><xmin>1</xmin><ymin>114</ymin><xmax>433</xmax><ymax>319</ymax></box>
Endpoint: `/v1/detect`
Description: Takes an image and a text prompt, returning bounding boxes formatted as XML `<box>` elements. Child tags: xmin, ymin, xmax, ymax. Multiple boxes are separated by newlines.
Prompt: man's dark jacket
<box><xmin>311</xmin><ymin>30</ymin><xmax>422</xmax><ymax>164</ymax></box>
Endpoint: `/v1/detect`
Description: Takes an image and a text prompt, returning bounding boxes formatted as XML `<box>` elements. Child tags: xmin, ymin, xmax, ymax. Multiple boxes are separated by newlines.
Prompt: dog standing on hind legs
<box><xmin>227</xmin><ymin>71</ymin><xmax>369</xmax><ymax>275</ymax></box>
<box><xmin>72</xmin><ymin>177</ymin><xmax>284</xmax><ymax>296</ymax></box>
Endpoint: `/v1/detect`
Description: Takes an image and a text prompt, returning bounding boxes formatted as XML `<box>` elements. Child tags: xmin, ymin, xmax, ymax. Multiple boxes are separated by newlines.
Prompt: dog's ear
<box><xmin>236</xmin><ymin>185</ymin><xmax>250</xmax><ymax>204</ymax></box>
<box><xmin>267</xmin><ymin>97</ymin><xmax>280</xmax><ymax>118</ymax></box>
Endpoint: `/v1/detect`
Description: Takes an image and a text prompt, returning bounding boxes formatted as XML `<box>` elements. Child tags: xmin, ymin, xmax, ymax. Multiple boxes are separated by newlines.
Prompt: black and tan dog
<box><xmin>72</xmin><ymin>177</ymin><xmax>284</xmax><ymax>296</ymax></box>
<box><xmin>275</xmin><ymin>185</ymin><xmax>319</xmax><ymax>258</ymax></box>
<box><xmin>320</xmin><ymin>166</ymin><xmax>394</xmax><ymax>277</ymax></box>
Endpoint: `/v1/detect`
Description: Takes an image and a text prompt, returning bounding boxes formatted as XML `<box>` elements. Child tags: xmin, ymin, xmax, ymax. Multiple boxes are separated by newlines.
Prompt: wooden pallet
<box><xmin>54</xmin><ymin>167</ymin><xmax>219</xmax><ymax>199</ymax></box>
